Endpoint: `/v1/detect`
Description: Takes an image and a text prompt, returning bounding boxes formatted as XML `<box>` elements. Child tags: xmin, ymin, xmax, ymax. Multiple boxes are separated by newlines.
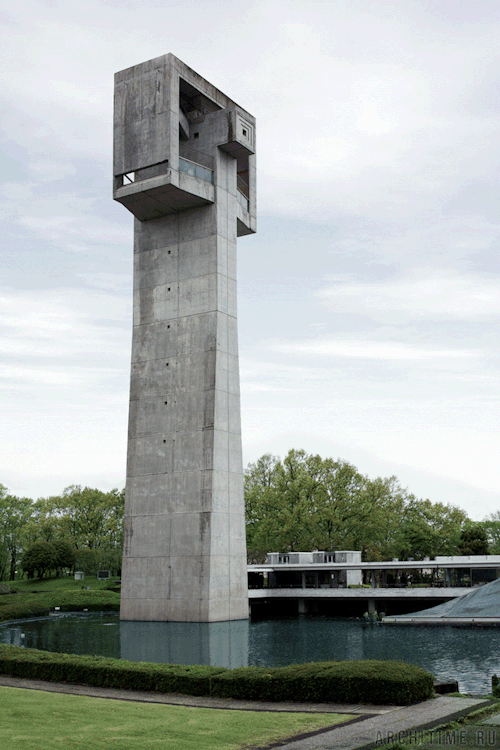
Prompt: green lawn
<box><xmin>11</xmin><ymin>575</ymin><xmax>118</xmax><ymax>593</ymax></box>
<box><xmin>0</xmin><ymin>576</ymin><xmax>120</xmax><ymax>623</ymax></box>
<box><xmin>0</xmin><ymin>686</ymin><xmax>350</xmax><ymax>750</ymax></box>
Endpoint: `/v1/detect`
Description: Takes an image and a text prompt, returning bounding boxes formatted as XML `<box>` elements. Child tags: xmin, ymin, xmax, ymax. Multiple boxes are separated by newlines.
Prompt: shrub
<box><xmin>0</xmin><ymin>645</ymin><xmax>433</xmax><ymax>705</ymax></box>
<box><xmin>0</xmin><ymin>645</ymin><xmax>225</xmax><ymax>695</ymax></box>
<box><xmin>209</xmin><ymin>660</ymin><xmax>433</xmax><ymax>705</ymax></box>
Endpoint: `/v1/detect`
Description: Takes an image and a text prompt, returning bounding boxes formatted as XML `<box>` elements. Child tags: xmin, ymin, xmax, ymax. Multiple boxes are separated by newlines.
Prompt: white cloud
<box><xmin>19</xmin><ymin>215</ymin><xmax>129</xmax><ymax>252</ymax></box>
<box><xmin>0</xmin><ymin>288</ymin><xmax>130</xmax><ymax>363</ymax></box>
<box><xmin>78</xmin><ymin>272</ymin><xmax>132</xmax><ymax>292</ymax></box>
<box><xmin>28</xmin><ymin>162</ymin><xmax>77</xmax><ymax>183</ymax></box>
<box><xmin>317</xmin><ymin>270</ymin><xmax>500</xmax><ymax>322</ymax></box>
<box><xmin>271</xmin><ymin>338</ymin><xmax>477</xmax><ymax>361</ymax></box>
<box><xmin>0</xmin><ymin>363</ymin><xmax>120</xmax><ymax>388</ymax></box>
<box><xmin>1</xmin><ymin>0</ymin><xmax>500</xmax><ymax>515</ymax></box>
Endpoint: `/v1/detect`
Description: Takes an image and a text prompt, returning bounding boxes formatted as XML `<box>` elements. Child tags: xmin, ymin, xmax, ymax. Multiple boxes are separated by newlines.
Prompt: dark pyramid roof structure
<box><xmin>383</xmin><ymin>577</ymin><xmax>500</xmax><ymax>625</ymax></box>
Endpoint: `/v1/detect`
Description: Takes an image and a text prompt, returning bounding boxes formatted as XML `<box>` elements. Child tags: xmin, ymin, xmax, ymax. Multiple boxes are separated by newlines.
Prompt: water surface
<box><xmin>1</xmin><ymin>612</ymin><xmax>498</xmax><ymax>695</ymax></box>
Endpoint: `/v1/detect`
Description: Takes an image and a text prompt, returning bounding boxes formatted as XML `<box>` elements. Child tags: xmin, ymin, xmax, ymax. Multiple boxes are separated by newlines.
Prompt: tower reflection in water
<box><xmin>120</xmin><ymin>619</ymin><xmax>249</xmax><ymax>668</ymax></box>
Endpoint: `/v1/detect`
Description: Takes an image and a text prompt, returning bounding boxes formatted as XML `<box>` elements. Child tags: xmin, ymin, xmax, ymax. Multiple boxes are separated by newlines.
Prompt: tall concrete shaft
<box><xmin>113</xmin><ymin>55</ymin><xmax>255</xmax><ymax>622</ymax></box>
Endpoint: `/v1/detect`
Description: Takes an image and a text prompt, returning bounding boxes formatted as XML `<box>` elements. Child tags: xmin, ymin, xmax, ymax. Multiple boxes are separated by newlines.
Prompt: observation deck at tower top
<box><xmin>113</xmin><ymin>53</ymin><xmax>256</xmax><ymax>232</ymax></box>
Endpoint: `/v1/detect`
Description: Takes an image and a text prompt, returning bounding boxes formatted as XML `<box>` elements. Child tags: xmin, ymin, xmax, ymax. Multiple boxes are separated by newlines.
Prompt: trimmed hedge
<box><xmin>209</xmin><ymin>661</ymin><xmax>433</xmax><ymax>705</ymax></box>
<box><xmin>0</xmin><ymin>645</ymin><xmax>226</xmax><ymax>696</ymax></box>
<box><xmin>0</xmin><ymin>644</ymin><xmax>434</xmax><ymax>705</ymax></box>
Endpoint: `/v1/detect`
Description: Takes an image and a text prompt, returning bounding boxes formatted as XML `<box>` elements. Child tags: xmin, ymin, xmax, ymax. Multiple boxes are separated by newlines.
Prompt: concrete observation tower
<box><xmin>113</xmin><ymin>55</ymin><xmax>256</xmax><ymax>622</ymax></box>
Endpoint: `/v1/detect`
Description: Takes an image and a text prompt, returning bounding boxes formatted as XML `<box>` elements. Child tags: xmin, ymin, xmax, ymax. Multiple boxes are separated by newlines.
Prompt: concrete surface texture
<box><xmin>113</xmin><ymin>54</ymin><xmax>256</xmax><ymax>622</ymax></box>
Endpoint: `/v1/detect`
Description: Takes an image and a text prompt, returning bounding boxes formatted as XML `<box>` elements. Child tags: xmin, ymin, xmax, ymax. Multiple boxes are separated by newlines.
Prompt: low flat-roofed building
<box><xmin>259</xmin><ymin>551</ymin><xmax>363</xmax><ymax>589</ymax></box>
<box><xmin>247</xmin><ymin>552</ymin><xmax>500</xmax><ymax>618</ymax></box>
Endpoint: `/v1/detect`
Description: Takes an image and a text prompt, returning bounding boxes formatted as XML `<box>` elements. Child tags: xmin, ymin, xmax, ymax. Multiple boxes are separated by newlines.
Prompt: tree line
<box><xmin>245</xmin><ymin>450</ymin><xmax>494</xmax><ymax>563</ymax></box>
<box><xmin>0</xmin><ymin>484</ymin><xmax>124</xmax><ymax>581</ymax></box>
<box><xmin>0</xmin><ymin>448</ymin><xmax>497</xmax><ymax>580</ymax></box>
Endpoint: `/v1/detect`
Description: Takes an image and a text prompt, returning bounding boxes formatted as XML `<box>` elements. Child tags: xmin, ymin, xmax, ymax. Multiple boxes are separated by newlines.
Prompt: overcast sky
<box><xmin>1</xmin><ymin>0</ymin><xmax>500</xmax><ymax>520</ymax></box>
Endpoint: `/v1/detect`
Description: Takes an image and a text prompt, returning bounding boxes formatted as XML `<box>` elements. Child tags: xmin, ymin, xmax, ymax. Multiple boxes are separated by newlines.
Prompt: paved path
<box><xmin>0</xmin><ymin>675</ymin><xmax>387</xmax><ymax>714</ymax></box>
<box><xmin>275</xmin><ymin>695</ymin><xmax>490</xmax><ymax>750</ymax></box>
<box><xmin>484</xmin><ymin>713</ymin><xmax>500</xmax><ymax>725</ymax></box>
<box><xmin>0</xmin><ymin>676</ymin><xmax>491</xmax><ymax>750</ymax></box>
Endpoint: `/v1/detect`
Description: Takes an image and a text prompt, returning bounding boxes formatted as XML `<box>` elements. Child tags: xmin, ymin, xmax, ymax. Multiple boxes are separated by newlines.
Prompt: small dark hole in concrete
<box><xmin>194</xmin><ymin>132</ymin><xmax>199</xmax><ymax>139</ymax></box>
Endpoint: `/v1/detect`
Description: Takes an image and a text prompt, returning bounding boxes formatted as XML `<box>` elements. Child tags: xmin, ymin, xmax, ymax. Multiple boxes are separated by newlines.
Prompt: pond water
<box><xmin>1</xmin><ymin>612</ymin><xmax>499</xmax><ymax>695</ymax></box>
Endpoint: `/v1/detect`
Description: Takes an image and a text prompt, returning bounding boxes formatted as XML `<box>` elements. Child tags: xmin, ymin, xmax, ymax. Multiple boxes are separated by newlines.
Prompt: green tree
<box><xmin>22</xmin><ymin>498</ymin><xmax>64</xmax><ymax>549</ymax></box>
<box><xmin>245</xmin><ymin>451</ymin><xmax>390</xmax><ymax>560</ymax></box>
<box><xmin>0</xmin><ymin>486</ymin><xmax>33</xmax><ymax>580</ymax></box>
<box><xmin>53</xmin><ymin>539</ymin><xmax>76</xmax><ymax>574</ymax></box>
<box><xmin>346</xmin><ymin>476</ymin><xmax>406</xmax><ymax>561</ymax></box>
<box><xmin>459</xmin><ymin>524</ymin><xmax>489</xmax><ymax>555</ymax></box>
<box><xmin>245</xmin><ymin>450</ymin><xmax>324</xmax><ymax>557</ymax></box>
<box><xmin>74</xmin><ymin>547</ymin><xmax>122</xmax><ymax>576</ymax></box>
<box><xmin>245</xmin><ymin>453</ymin><xmax>280</xmax><ymax>562</ymax></box>
<box><xmin>34</xmin><ymin>486</ymin><xmax>125</xmax><ymax>553</ymax></box>
<box><xmin>481</xmin><ymin>512</ymin><xmax>500</xmax><ymax>554</ymax></box>
<box><xmin>22</xmin><ymin>539</ymin><xmax>76</xmax><ymax>579</ymax></box>
<box><xmin>22</xmin><ymin>540</ymin><xmax>57</xmax><ymax>579</ymax></box>
<box><xmin>244</xmin><ymin>450</ymin><xmax>471</xmax><ymax>563</ymax></box>
<box><xmin>312</xmin><ymin>458</ymin><xmax>373</xmax><ymax>551</ymax></box>
<box><xmin>396</xmin><ymin>498</ymin><xmax>467</xmax><ymax>560</ymax></box>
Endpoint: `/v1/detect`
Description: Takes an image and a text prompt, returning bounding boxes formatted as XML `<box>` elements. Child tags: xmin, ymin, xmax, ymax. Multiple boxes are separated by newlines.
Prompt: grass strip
<box><xmin>0</xmin><ymin>590</ymin><xmax>120</xmax><ymax>622</ymax></box>
<box><xmin>7</xmin><ymin>576</ymin><xmax>119</xmax><ymax>594</ymax></box>
<box><xmin>0</xmin><ymin>685</ymin><xmax>348</xmax><ymax>750</ymax></box>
